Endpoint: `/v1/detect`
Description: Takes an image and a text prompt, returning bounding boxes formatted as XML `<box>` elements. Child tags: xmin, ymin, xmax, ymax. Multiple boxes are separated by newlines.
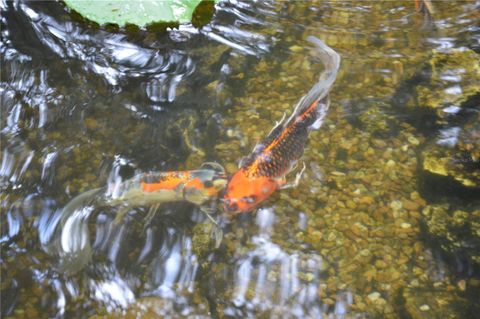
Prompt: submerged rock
<box><xmin>421</xmin><ymin>140</ymin><xmax>480</xmax><ymax>189</ymax></box>
<box><xmin>391</xmin><ymin>47</ymin><xmax>480</xmax><ymax>191</ymax></box>
<box><xmin>415</xmin><ymin>49</ymin><xmax>480</xmax><ymax>113</ymax></box>
<box><xmin>422</xmin><ymin>204</ymin><xmax>480</xmax><ymax>268</ymax></box>
<box><xmin>393</xmin><ymin>48</ymin><xmax>479</xmax><ymax>118</ymax></box>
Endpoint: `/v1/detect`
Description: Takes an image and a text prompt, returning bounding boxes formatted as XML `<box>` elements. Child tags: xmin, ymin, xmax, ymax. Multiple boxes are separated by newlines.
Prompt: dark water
<box><xmin>1</xmin><ymin>1</ymin><xmax>479</xmax><ymax>318</ymax></box>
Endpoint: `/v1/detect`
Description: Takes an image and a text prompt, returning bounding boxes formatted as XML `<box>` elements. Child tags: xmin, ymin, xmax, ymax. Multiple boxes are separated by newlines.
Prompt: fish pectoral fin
<box><xmin>199</xmin><ymin>206</ymin><xmax>218</xmax><ymax>226</ymax></box>
<box><xmin>213</xmin><ymin>226</ymin><xmax>223</xmax><ymax>249</ymax></box>
<box><xmin>199</xmin><ymin>206</ymin><xmax>223</xmax><ymax>248</ymax></box>
<box><xmin>143</xmin><ymin>204</ymin><xmax>161</xmax><ymax>231</ymax></box>
<box><xmin>238</xmin><ymin>156</ymin><xmax>250</xmax><ymax>168</ymax></box>
<box><xmin>289</xmin><ymin>160</ymin><xmax>299</xmax><ymax>172</ymax></box>
<box><xmin>279</xmin><ymin>162</ymin><xmax>306</xmax><ymax>189</ymax></box>
<box><xmin>276</xmin><ymin>177</ymin><xmax>287</xmax><ymax>188</ymax></box>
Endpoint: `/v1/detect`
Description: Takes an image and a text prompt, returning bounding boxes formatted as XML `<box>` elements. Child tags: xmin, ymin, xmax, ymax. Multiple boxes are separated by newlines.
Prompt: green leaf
<box><xmin>64</xmin><ymin>0</ymin><xmax>218</xmax><ymax>27</ymax></box>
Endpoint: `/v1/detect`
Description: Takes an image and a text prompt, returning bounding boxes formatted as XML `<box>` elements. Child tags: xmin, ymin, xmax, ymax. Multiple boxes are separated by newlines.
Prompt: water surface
<box><xmin>1</xmin><ymin>1</ymin><xmax>479</xmax><ymax>318</ymax></box>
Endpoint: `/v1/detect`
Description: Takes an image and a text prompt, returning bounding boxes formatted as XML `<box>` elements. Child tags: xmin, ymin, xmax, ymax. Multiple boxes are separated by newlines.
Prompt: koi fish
<box><xmin>105</xmin><ymin>162</ymin><xmax>228</xmax><ymax>221</ymax></box>
<box><xmin>47</xmin><ymin>163</ymin><xmax>226</xmax><ymax>273</ymax></box>
<box><xmin>223</xmin><ymin>36</ymin><xmax>341</xmax><ymax>213</ymax></box>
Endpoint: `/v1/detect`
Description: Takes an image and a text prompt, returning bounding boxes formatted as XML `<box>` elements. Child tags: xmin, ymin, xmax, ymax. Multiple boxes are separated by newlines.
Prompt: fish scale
<box><xmin>246</xmin><ymin>97</ymin><xmax>328</xmax><ymax>179</ymax></box>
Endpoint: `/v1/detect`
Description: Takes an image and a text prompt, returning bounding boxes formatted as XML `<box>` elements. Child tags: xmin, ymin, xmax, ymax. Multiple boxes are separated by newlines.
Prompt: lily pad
<box><xmin>64</xmin><ymin>0</ymin><xmax>218</xmax><ymax>27</ymax></box>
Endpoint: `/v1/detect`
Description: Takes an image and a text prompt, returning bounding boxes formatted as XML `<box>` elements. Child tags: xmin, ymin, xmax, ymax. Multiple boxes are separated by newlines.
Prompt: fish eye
<box><xmin>242</xmin><ymin>195</ymin><xmax>257</xmax><ymax>204</ymax></box>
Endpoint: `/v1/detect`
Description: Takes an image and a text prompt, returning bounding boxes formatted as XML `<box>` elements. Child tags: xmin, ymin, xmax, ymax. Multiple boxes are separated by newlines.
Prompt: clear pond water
<box><xmin>1</xmin><ymin>1</ymin><xmax>479</xmax><ymax>318</ymax></box>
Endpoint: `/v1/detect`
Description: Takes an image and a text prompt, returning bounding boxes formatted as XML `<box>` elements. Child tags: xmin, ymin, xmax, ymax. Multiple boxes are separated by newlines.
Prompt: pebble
<box><xmin>310</xmin><ymin>230</ymin><xmax>322</xmax><ymax>241</ymax></box>
<box><xmin>359</xmin><ymin>196</ymin><xmax>374</xmax><ymax>205</ymax></box>
<box><xmin>324</xmin><ymin>298</ymin><xmax>335</xmax><ymax>305</ymax></box>
<box><xmin>359</xmin><ymin>249</ymin><xmax>372</xmax><ymax>257</ymax></box>
<box><xmin>390</xmin><ymin>200</ymin><xmax>403</xmax><ymax>211</ymax></box>
<box><xmin>327</xmin><ymin>232</ymin><xmax>337</xmax><ymax>242</ymax></box>
<box><xmin>367</xmin><ymin>291</ymin><xmax>381</xmax><ymax>302</ymax></box>
<box><xmin>408</xmin><ymin>136</ymin><xmax>420</xmax><ymax>145</ymax></box>
<box><xmin>420</xmin><ymin>304</ymin><xmax>430</xmax><ymax>311</ymax></box>
<box><xmin>356</xmin><ymin>301</ymin><xmax>367</xmax><ymax>311</ymax></box>
<box><xmin>386</xmin><ymin>159</ymin><xmax>396</xmax><ymax>168</ymax></box>
<box><xmin>346</xmin><ymin>200</ymin><xmax>356</xmax><ymax>209</ymax></box>
<box><xmin>351</xmin><ymin>222</ymin><xmax>368</xmax><ymax>237</ymax></box>
<box><xmin>402</xmin><ymin>200</ymin><xmax>420</xmax><ymax>211</ymax></box>
<box><xmin>304</xmin><ymin>273</ymin><xmax>315</xmax><ymax>282</ymax></box>
<box><xmin>400</xmin><ymin>222</ymin><xmax>412</xmax><ymax>229</ymax></box>
<box><xmin>289</xmin><ymin>45</ymin><xmax>303</xmax><ymax>52</ymax></box>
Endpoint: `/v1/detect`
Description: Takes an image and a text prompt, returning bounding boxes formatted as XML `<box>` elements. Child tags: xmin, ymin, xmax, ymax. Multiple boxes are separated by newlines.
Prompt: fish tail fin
<box><xmin>46</xmin><ymin>187</ymin><xmax>104</xmax><ymax>274</ymax></box>
<box><xmin>286</xmin><ymin>36</ymin><xmax>340</xmax><ymax>129</ymax></box>
<box><xmin>58</xmin><ymin>188</ymin><xmax>104</xmax><ymax>226</ymax></box>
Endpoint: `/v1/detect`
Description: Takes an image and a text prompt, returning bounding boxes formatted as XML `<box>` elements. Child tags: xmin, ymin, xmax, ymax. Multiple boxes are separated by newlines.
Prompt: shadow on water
<box><xmin>1</xmin><ymin>0</ymin><xmax>480</xmax><ymax>318</ymax></box>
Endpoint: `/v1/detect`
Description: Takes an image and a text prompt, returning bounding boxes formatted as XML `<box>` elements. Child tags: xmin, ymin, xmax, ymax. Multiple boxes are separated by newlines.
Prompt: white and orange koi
<box><xmin>48</xmin><ymin>163</ymin><xmax>226</xmax><ymax>273</ymax></box>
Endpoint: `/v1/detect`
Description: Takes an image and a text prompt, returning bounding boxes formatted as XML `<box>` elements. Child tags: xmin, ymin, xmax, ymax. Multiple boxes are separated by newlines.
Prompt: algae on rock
<box><xmin>423</xmin><ymin>204</ymin><xmax>480</xmax><ymax>267</ymax></box>
<box><xmin>415</xmin><ymin>48</ymin><xmax>480</xmax><ymax>114</ymax></box>
<box><xmin>422</xmin><ymin>142</ymin><xmax>480</xmax><ymax>188</ymax></box>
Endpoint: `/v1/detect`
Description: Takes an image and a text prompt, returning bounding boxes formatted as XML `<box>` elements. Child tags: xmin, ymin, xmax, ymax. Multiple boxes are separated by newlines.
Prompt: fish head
<box><xmin>223</xmin><ymin>169</ymin><xmax>278</xmax><ymax>213</ymax></box>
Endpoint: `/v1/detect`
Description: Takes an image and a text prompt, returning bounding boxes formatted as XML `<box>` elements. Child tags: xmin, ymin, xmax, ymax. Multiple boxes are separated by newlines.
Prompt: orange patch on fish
<box><xmin>184</xmin><ymin>177</ymin><xmax>204</xmax><ymax>190</ymax></box>
<box><xmin>224</xmin><ymin>169</ymin><xmax>278</xmax><ymax>213</ymax></box>
<box><xmin>141</xmin><ymin>173</ymin><xmax>189</xmax><ymax>192</ymax></box>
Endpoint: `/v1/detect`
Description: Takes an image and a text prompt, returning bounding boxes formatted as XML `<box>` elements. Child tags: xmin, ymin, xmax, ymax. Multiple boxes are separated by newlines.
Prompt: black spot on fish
<box><xmin>203</xmin><ymin>180</ymin><xmax>213</xmax><ymax>188</ymax></box>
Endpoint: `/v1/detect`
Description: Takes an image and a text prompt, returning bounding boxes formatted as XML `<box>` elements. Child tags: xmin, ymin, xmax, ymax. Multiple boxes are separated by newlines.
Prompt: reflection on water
<box><xmin>1</xmin><ymin>0</ymin><xmax>479</xmax><ymax>318</ymax></box>
<box><xmin>221</xmin><ymin>208</ymin><xmax>352</xmax><ymax>318</ymax></box>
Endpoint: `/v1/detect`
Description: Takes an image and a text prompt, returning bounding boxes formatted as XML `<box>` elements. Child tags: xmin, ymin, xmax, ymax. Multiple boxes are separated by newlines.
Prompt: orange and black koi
<box><xmin>224</xmin><ymin>36</ymin><xmax>340</xmax><ymax>213</ymax></box>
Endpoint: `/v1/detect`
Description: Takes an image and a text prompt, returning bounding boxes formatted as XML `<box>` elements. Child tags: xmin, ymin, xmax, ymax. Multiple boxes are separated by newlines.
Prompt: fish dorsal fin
<box><xmin>239</xmin><ymin>117</ymin><xmax>286</xmax><ymax>169</ymax></box>
<box><xmin>252</xmin><ymin>142</ymin><xmax>267</xmax><ymax>155</ymax></box>
<box><xmin>267</xmin><ymin>112</ymin><xmax>287</xmax><ymax>135</ymax></box>
<box><xmin>200</xmin><ymin>162</ymin><xmax>225</xmax><ymax>173</ymax></box>
<box><xmin>238</xmin><ymin>155</ymin><xmax>252</xmax><ymax>168</ymax></box>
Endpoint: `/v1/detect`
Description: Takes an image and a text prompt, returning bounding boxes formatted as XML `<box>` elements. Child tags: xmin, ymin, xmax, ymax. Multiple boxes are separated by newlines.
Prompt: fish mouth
<box><xmin>223</xmin><ymin>198</ymin><xmax>240</xmax><ymax>213</ymax></box>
